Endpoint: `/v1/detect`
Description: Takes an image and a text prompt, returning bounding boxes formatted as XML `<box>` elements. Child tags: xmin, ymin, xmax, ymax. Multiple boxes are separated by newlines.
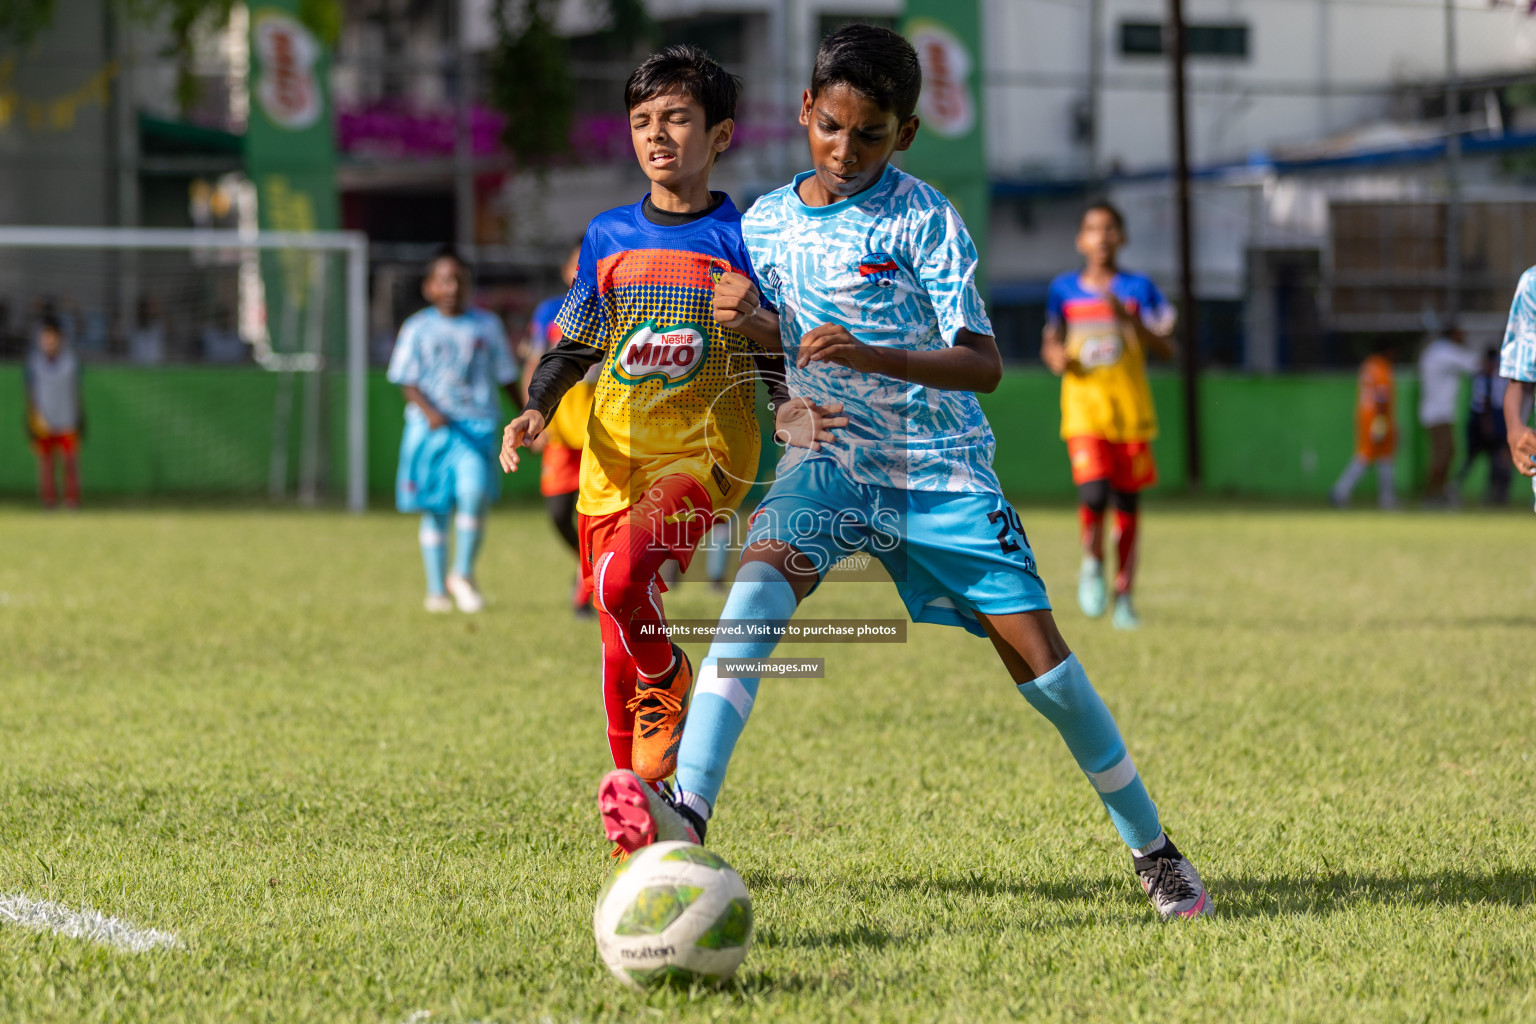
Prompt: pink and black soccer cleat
<box><xmin>1133</xmin><ymin>836</ymin><xmax>1212</xmax><ymax>919</ymax></box>
<box><xmin>598</xmin><ymin>769</ymin><xmax>705</xmax><ymax>857</ymax></box>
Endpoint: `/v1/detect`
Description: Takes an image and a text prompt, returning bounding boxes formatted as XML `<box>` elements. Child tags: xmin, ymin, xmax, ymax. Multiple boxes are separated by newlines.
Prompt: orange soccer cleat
<box><xmin>626</xmin><ymin>643</ymin><xmax>692</xmax><ymax>781</ymax></box>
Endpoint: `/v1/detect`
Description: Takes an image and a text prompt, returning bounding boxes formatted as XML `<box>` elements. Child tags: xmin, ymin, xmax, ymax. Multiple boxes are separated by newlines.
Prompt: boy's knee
<box><xmin>594</xmin><ymin>555</ymin><xmax>654</xmax><ymax>616</ymax></box>
<box><xmin>1078</xmin><ymin>480</ymin><xmax>1110</xmax><ymax>513</ymax></box>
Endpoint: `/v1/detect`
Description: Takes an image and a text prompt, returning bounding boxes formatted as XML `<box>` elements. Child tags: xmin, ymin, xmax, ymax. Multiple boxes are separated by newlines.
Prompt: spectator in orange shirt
<box><xmin>1330</xmin><ymin>343</ymin><xmax>1398</xmax><ymax>509</ymax></box>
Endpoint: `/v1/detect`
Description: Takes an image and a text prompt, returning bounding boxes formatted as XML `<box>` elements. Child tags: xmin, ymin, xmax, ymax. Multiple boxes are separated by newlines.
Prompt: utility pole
<box><xmin>1444</xmin><ymin>0</ymin><xmax>1462</xmax><ymax>325</ymax></box>
<box><xmin>1168</xmin><ymin>0</ymin><xmax>1202</xmax><ymax>487</ymax></box>
<box><xmin>1086</xmin><ymin>0</ymin><xmax>1103</xmax><ymax>176</ymax></box>
<box><xmin>454</xmin><ymin>3</ymin><xmax>476</xmax><ymax>257</ymax></box>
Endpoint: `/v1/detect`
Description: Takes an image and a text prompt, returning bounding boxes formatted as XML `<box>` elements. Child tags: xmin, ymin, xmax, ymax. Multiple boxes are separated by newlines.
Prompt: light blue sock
<box><xmin>1017</xmin><ymin>653</ymin><xmax>1162</xmax><ymax>849</ymax></box>
<box><xmin>419</xmin><ymin>512</ymin><xmax>449</xmax><ymax>595</ymax></box>
<box><xmin>451</xmin><ymin>507</ymin><xmax>484</xmax><ymax>580</ymax></box>
<box><xmin>675</xmin><ymin>560</ymin><xmax>799</xmax><ymax>814</ymax></box>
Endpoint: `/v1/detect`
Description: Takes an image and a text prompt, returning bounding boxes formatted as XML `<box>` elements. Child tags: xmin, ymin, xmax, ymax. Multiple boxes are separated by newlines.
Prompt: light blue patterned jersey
<box><xmin>743</xmin><ymin>164</ymin><xmax>999</xmax><ymax>492</ymax></box>
<box><xmin>1502</xmin><ymin>267</ymin><xmax>1536</xmax><ymax>383</ymax></box>
<box><xmin>387</xmin><ymin>307</ymin><xmax>518</xmax><ymax>424</ymax></box>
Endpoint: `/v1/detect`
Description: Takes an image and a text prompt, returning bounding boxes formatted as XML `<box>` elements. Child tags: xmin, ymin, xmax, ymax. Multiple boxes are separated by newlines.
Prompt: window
<box><xmin>1118</xmin><ymin>21</ymin><xmax>1249</xmax><ymax>59</ymax></box>
<box><xmin>1120</xmin><ymin>21</ymin><xmax>1165</xmax><ymax>56</ymax></box>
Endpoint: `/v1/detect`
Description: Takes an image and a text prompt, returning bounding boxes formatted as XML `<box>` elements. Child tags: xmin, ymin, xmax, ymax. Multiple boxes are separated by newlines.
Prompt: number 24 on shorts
<box><xmin>986</xmin><ymin>506</ymin><xmax>1027</xmax><ymax>554</ymax></box>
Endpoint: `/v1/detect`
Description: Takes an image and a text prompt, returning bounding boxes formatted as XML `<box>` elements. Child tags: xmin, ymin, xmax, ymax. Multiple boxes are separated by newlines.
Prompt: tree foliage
<box><xmin>0</xmin><ymin>0</ymin><xmax>56</xmax><ymax>50</ymax></box>
<box><xmin>485</xmin><ymin>0</ymin><xmax>652</xmax><ymax>166</ymax></box>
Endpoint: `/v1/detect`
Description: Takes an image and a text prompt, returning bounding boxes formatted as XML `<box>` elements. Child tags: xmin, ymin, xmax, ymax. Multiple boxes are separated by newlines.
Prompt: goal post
<box><xmin>0</xmin><ymin>226</ymin><xmax>370</xmax><ymax>512</ymax></box>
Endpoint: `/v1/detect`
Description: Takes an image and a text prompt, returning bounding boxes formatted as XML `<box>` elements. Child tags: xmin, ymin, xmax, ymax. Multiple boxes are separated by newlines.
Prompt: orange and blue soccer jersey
<box><xmin>1354</xmin><ymin>353</ymin><xmax>1396</xmax><ymax>459</ymax></box>
<box><xmin>554</xmin><ymin>197</ymin><xmax>768</xmax><ymax>517</ymax></box>
<box><xmin>1046</xmin><ymin>272</ymin><xmax>1174</xmax><ymax>443</ymax></box>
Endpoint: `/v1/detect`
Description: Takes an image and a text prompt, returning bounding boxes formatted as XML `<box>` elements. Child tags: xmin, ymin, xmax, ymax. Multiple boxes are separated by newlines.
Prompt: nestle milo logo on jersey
<box><xmin>612</xmin><ymin>321</ymin><xmax>708</xmax><ymax>386</ymax></box>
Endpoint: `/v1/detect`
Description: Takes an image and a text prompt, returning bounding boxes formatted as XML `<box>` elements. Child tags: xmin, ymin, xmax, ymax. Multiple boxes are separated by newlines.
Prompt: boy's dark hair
<box><xmin>39</xmin><ymin>314</ymin><xmax>61</xmax><ymax>334</ymax></box>
<box><xmin>427</xmin><ymin>245</ymin><xmax>467</xmax><ymax>275</ymax></box>
<box><xmin>1082</xmin><ymin>201</ymin><xmax>1125</xmax><ymax>232</ymax></box>
<box><xmin>811</xmin><ymin>24</ymin><xmax>922</xmax><ymax>122</ymax></box>
<box><xmin>625</xmin><ymin>44</ymin><xmax>741</xmax><ymax>128</ymax></box>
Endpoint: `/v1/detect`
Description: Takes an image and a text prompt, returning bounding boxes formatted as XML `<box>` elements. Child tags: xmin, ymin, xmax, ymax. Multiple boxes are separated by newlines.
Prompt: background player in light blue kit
<box><xmin>388</xmin><ymin>248</ymin><xmax>521</xmax><ymax>612</ymax></box>
<box><xmin>601</xmin><ymin>25</ymin><xmax>1212</xmax><ymax>921</ymax></box>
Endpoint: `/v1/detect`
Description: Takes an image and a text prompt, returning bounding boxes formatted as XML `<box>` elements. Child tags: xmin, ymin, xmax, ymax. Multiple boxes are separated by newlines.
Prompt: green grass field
<box><xmin>0</xmin><ymin>502</ymin><xmax>1532</xmax><ymax>1023</ymax></box>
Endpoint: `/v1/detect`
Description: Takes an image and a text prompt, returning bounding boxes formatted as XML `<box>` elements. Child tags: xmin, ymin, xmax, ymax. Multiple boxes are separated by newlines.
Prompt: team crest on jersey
<box><xmin>611</xmin><ymin>320</ymin><xmax>709</xmax><ymax>387</ymax></box>
<box><xmin>1076</xmin><ymin>332</ymin><xmax>1124</xmax><ymax>369</ymax></box>
<box><xmin>857</xmin><ymin>252</ymin><xmax>899</xmax><ymax>288</ymax></box>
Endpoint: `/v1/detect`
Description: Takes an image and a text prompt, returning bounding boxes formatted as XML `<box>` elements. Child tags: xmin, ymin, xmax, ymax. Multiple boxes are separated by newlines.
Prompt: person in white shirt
<box><xmin>1418</xmin><ymin>325</ymin><xmax>1481</xmax><ymax>504</ymax></box>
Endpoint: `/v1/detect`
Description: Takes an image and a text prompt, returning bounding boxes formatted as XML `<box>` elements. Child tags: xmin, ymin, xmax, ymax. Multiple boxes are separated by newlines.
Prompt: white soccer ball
<box><xmin>593</xmin><ymin>841</ymin><xmax>753</xmax><ymax>988</ymax></box>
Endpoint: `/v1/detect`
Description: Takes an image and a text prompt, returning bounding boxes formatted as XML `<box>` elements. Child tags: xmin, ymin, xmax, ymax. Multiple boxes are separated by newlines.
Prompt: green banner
<box><xmin>246</xmin><ymin>2</ymin><xmax>340</xmax><ymax>360</ymax></box>
<box><xmin>901</xmin><ymin>2</ymin><xmax>989</xmax><ymax>297</ymax></box>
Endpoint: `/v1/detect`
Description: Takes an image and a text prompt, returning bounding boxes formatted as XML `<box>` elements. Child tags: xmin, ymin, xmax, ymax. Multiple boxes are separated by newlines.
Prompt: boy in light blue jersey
<box><xmin>388</xmin><ymin>248</ymin><xmax>521</xmax><ymax>612</ymax></box>
<box><xmin>598</xmin><ymin>25</ymin><xmax>1212</xmax><ymax>921</ymax></box>
<box><xmin>1499</xmin><ymin>267</ymin><xmax>1536</xmax><ymax>507</ymax></box>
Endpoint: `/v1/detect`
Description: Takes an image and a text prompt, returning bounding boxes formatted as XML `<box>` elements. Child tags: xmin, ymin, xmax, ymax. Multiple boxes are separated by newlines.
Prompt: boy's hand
<box><xmin>797</xmin><ymin>324</ymin><xmax>881</xmax><ymax>373</ymax></box>
<box><xmin>1510</xmin><ymin>426</ymin><xmax>1536</xmax><ymax>477</ymax></box>
<box><xmin>713</xmin><ymin>272</ymin><xmax>762</xmax><ymax>331</ymax></box>
<box><xmin>773</xmin><ymin>397</ymin><xmax>849</xmax><ymax>451</ymax></box>
<box><xmin>500</xmin><ymin>410</ymin><xmax>547</xmax><ymax>472</ymax></box>
<box><xmin>423</xmin><ymin>407</ymin><xmax>448</xmax><ymax>430</ymax></box>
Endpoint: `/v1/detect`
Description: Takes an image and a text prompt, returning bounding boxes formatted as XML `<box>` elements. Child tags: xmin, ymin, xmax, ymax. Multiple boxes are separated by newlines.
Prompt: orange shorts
<box><xmin>577</xmin><ymin>474</ymin><xmax>716</xmax><ymax>596</ymax></box>
<box><xmin>1066</xmin><ymin>436</ymin><xmax>1158</xmax><ymax>492</ymax></box>
<box><xmin>539</xmin><ymin>442</ymin><xmax>582</xmax><ymax>498</ymax></box>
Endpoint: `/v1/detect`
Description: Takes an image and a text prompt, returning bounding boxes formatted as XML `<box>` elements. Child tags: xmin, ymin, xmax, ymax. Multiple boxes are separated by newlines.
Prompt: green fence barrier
<box><xmin>0</xmin><ymin>366</ymin><xmax>1501</xmax><ymax>504</ymax></box>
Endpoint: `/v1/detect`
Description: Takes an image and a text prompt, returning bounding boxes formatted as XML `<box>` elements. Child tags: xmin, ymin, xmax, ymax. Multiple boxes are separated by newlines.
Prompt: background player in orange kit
<box><xmin>1330</xmin><ymin>342</ymin><xmax>1398</xmax><ymax>509</ymax></box>
<box><xmin>1042</xmin><ymin>203</ymin><xmax>1176</xmax><ymax>630</ymax></box>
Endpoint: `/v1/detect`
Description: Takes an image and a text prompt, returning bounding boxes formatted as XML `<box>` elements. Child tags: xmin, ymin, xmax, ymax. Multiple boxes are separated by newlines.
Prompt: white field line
<box><xmin>0</xmin><ymin>893</ymin><xmax>182</xmax><ymax>953</ymax></box>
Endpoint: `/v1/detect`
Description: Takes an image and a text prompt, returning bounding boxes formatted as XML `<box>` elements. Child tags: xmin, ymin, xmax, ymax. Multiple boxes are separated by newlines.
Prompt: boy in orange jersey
<box><xmin>499</xmin><ymin>45</ymin><xmax>780</xmax><ymax>786</ymax></box>
<box><xmin>1330</xmin><ymin>342</ymin><xmax>1398</xmax><ymax>509</ymax></box>
<box><xmin>1042</xmin><ymin>203</ymin><xmax>1176</xmax><ymax>630</ymax></box>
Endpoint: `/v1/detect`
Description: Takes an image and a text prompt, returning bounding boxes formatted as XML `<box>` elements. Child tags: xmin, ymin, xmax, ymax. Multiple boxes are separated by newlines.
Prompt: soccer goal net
<box><xmin>0</xmin><ymin>227</ymin><xmax>368</xmax><ymax>510</ymax></box>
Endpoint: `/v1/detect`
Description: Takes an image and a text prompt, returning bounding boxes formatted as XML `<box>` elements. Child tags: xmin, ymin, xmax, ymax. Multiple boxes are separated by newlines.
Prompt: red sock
<box><xmin>1114</xmin><ymin>508</ymin><xmax>1139</xmax><ymax>595</ymax></box>
<box><xmin>593</xmin><ymin>523</ymin><xmax>675</xmax><ymax>679</ymax></box>
<box><xmin>36</xmin><ymin>449</ymin><xmax>56</xmax><ymax>507</ymax></box>
<box><xmin>1078</xmin><ymin>504</ymin><xmax>1106</xmax><ymax>562</ymax></box>
<box><xmin>62</xmin><ymin>449</ymin><xmax>80</xmax><ymax>507</ymax></box>
<box><xmin>600</xmin><ymin>613</ymin><xmax>638</xmax><ymax>770</ymax></box>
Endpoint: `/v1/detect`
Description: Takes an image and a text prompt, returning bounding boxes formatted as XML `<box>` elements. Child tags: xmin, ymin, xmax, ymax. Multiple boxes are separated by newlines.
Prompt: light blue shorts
<box><xmin>395</xmin><ymin>412</ymin><xmax>501</xmax><ymax>514</ymax></box>
<box><xmin>743</xmin><ymin>455</ymin><xmax>1050</xmax><ymax>638</ymax></box>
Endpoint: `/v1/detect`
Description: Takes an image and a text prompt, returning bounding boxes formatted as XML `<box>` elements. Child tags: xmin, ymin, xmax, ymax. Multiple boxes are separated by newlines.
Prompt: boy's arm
<box><xmin>753</xmin><ymin>352</ymin><xmax>849</xmax><ymax>450</ymax></box>
<box><xmin>713</xmin><ymin>272</ymin><xmax>781</xmax><ymax>352</ymax></box>
<box><xmin>1504</xmin><ymin>378</ymin><xmax>1536</xmax><ymax>477</ymax></box>
<box><xmin>797</xmin><ymin>324</ymin><xmax>1003</xmax><ymax>394</ymax></box>
<box><xmin>1110</xmin><ymin>293</ymin><xmax>1177</xmax><ymax>360</ymax></box>
<box><xmin>1040</xmin><ymin>322</ymin><xmax>1068</xmax><ymax>375</ymax></box>
<box><xmin>22</xmin><ymin>365</ymin><xmax>39</xmax><ymax>439</ymax></box>
<box><xmin>400</xmin><ymin>385</ymin><xmax>447</xmax><ymax>429</ymax></box>
<box><xmin>500</xmin><ymin>338</ymin><xmax>603</xmax><ymax>472</ymax></box>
